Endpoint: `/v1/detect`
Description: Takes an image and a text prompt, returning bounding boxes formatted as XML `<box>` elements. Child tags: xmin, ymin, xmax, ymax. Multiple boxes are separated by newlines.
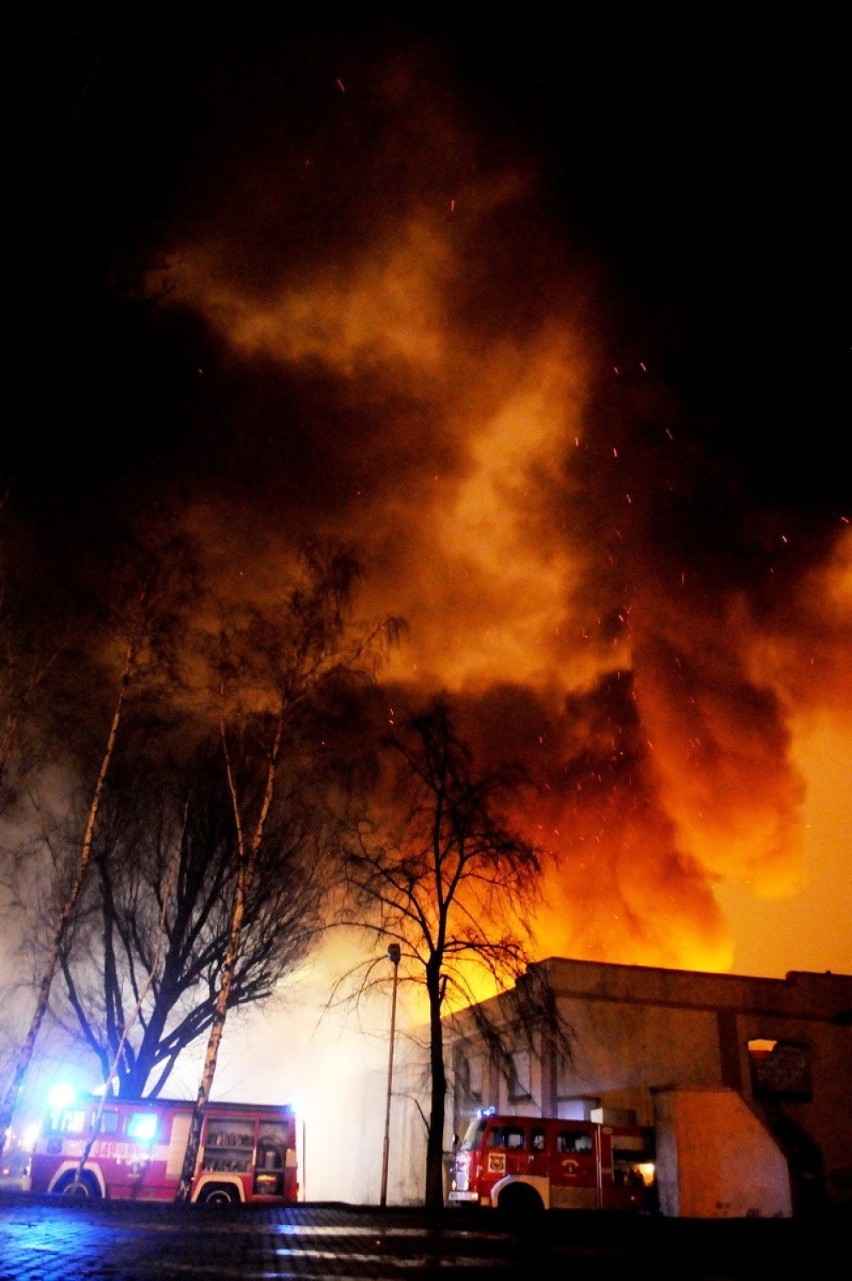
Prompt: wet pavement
<box><xmin>0</xmin><ymin>1190</ymin><xmax>847</xmax><ymax>1280</ymax></box>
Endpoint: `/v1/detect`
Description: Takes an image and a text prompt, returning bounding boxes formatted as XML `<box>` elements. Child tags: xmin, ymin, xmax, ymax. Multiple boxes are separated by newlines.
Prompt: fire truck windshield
<box><xmin>458</xmin><ymin>1118</ymin><xmax>488</xmax><ymax>1151</ymax></box>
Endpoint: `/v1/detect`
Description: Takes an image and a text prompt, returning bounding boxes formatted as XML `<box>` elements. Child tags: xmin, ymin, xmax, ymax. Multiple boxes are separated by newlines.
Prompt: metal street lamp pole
<box><xmin>300</xmin><ymin>1117</ymin><xmax>306</xmax><ymax>1202</ymax></box>
<box><xmin>380</xmin><ymin>943</ymin><xmax>401</xmax><ymax>1207</ymax></box>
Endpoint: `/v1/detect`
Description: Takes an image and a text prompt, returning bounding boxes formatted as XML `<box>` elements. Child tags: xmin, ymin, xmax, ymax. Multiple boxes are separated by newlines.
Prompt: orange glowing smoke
<box><xmin>158</xmin><ymin>57</ymin><xmax>852</xmax><ymax>980</ymax></box>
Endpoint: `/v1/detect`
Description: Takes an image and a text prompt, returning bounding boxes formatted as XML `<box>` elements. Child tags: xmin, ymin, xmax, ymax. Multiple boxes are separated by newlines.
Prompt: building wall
<box><xmin>447</xmin><ymin>957</ymin><xmax>852</xmax><ymax>1211</ymax></box>
<box><xmin>653</xmin><ymin>1085</ymin><xmax>793</xmax><ymax>1218</ymax></box>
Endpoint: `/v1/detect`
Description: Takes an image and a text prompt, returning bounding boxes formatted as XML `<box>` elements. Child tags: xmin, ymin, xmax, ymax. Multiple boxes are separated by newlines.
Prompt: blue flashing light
<box><xmin>46</xmin><ymin>1082</ymin><xmax>77</xmax><ymax>1111</ymax></box>
<box><xmin>478</xmin><ymin>1105</ymin><xmax>496</xmax><ymax>1118</ymax></box>
<box><xmin>126</xmin><ymin>1112</ymin><xmax>157</xmax><ymax>1142</ymax></box>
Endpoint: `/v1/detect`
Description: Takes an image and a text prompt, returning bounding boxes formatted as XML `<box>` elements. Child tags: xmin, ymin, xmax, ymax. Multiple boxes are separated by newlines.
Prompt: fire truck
<box><xmin>26</xmin><ymin>1089</ymin><xmax>299</xmax><ymax>1205</ymax></box>
<box><xmin>448</xmin><ymin>1110</ymin><xmax>657</xmax><ymax>1213</ymax></box>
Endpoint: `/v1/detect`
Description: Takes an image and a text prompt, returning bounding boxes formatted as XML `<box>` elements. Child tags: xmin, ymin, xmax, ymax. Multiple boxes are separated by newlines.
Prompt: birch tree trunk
<box><xmin>174</xmin><ymin>714</ymin><xmax>283</xmax><ymax>1200</ymax></box>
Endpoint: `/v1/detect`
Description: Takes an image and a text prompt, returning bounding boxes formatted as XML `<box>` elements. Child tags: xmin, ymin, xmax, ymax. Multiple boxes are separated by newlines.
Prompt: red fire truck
<box><xmin>448</xmin><ymin>1111</ymin><xmax>657</xmax><ymax>1213</ymax></box>
<box><xmin>26</xmin><ymin>1089</ymin><xmax>299</xmax><ymax>1205</ymax></box>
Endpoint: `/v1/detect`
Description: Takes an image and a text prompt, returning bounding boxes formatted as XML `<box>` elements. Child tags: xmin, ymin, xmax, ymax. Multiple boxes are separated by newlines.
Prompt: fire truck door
<box><xmin>484</xmin><ymin>1124</ymin><xmax>528</xmax><ymax>1184</ymax></box>
<box><xmin>527</xmin><ymin>1126</ymin><xmax>549</xmax><ymax>1181</ymax></box>
<box><xmin>552</xmin><ymin>1126</ymin><xmax>599</xmax><ymax>1210</ymax></box>
<box><xmin>504</xmin><ymin>1126</ymin><xmax>527</xmax><ymax>1180</ymax></box>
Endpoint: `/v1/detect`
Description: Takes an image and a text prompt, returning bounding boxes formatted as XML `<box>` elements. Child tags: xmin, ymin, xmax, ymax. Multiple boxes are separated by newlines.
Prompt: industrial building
<box><xmin>444</xmin><ymin>958</ymin><xmax>852</xmax><ymax>1216</ymax></box>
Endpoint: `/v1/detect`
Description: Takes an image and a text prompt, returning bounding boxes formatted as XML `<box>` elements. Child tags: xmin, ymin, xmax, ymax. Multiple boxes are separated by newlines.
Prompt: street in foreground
<box><xmin>0</xmin><ymin>1191</ymin><xmax>848</xmax><ymax>1280</ymax></box>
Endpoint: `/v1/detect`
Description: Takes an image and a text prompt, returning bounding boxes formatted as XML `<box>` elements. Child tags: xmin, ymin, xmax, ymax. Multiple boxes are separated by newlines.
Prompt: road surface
<box><xmin>0</xmin><ymin>1191</ymin><xmax>846</xmax><ymax>1279</ymax></box>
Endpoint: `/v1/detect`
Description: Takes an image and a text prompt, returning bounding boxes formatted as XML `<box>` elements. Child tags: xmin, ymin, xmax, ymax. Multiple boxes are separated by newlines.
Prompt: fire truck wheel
<box><xmin>56</xmin><ymin>1172</ymin><xmax>101</xmax><ymax>1199</ymax></box>
<box><xmin>197</xmin><ymin>1183</ymin><xmax>240</xmax><ymax>1206</ymax></box>
<box><xmin>497</xmin><ymin>1182</ymin><xmax>544</xmax><ymax>1216</ymax></box>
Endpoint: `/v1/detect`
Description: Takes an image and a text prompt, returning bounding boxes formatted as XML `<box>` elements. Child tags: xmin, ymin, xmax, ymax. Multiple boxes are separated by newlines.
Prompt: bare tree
<box><xmin>0</xmin><ymin>531</ymin><xmax>200</xmax><ymax>1160</ymax></box>
<box><xmin>54</xmin><ymin>736</ymin><xmax>331</xmax><ymax>1099</ymax></box>
<box><xmin>68</xmin><ymin>803</ymin><xmax>183</xmax><ymax>1191</ymax></box>
<box><xmin>175</xmin><ymin>543</ymin><xmax>403</xmax><ymax>1199</ymax></box>
<box><xmin>339</xmin><ymin>695</ymin><xmax>543</xmax><ymax>1210</ymax></box>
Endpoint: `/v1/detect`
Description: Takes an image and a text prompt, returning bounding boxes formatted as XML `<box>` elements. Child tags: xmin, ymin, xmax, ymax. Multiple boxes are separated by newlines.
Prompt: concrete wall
<box><xmin>653</xmin><ymin>1085</ymin><xmax>792</xmax><ymax>1218</ymax></box>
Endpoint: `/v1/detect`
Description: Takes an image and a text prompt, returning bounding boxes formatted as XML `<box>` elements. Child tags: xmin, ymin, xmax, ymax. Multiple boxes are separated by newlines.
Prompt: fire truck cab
<box><xmin>448</xmin><ymin>1110</ymin><xmax>656</xmax><ymax>1213</ymax></box>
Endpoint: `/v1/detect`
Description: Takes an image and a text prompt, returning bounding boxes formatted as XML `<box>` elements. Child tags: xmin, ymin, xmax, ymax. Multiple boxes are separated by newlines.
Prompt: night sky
<box><xmin>6</xmin><ymin>6</ymin><xmax>851</xmax><ymax>978</ymax></box>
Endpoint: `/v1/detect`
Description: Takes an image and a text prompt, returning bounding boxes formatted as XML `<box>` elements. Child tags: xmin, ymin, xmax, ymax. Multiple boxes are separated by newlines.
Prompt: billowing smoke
<box><xmin>136</xmin><ymin>42</ymin><xmax>852</xmax><ymax>977</ymax></box>
<box><xmin>8</xmin><ymin>20</ymin><xmax>845</xmax><ymax>980</ymax></box>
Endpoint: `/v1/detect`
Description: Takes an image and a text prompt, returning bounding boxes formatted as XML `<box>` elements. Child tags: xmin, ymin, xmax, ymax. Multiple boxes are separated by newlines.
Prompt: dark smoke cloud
<box><xmin>7</xmin><ymin>7</ymin><xmax>851</xmax><ymax>973</ymax></box>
